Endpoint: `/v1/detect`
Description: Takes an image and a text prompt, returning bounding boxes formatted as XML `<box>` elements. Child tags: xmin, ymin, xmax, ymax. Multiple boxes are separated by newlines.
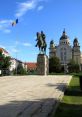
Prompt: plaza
<box><xmin>0</xmin><ymin>75</ymin><xmax>71</xmax><ymax>117</ymax></box>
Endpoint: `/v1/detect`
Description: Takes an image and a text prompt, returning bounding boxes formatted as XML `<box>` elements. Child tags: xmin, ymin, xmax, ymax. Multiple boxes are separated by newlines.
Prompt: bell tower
<box><xmin>49</xmin><ymin>40</ymin><xmax>56</xmax><ymax>58</ymax></box>
<box><xmin>72</xmin><ymin>38</ymin><xmax>81</xmax><ymax>65</ymax></box>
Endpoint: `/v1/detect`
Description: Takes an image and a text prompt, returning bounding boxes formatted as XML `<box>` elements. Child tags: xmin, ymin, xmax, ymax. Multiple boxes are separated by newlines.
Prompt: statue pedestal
<box><xmin>37</xmin><ymin>54</ymin><xmax>49</xmax><ymax>75</ymax></box>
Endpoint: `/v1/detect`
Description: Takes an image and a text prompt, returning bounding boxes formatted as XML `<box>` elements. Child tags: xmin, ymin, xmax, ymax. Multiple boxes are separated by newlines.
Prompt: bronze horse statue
<box><xmin>35</xmin><ymin>32</ymin><xmax>47</xmax><ymax>54</ymax></box>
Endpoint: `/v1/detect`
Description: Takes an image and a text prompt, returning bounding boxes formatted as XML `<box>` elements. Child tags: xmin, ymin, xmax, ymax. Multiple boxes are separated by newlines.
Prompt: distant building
<box><xmin>0</xmin><ymin>48</ymin><xmax>27</xmax><ymax>72</ymax></box>
<box><xmin>49</xmin><ymin>29</ymin><xmax>82</xmax><ymax>67</ymax></box>
<box><xmin>26</xmin><ymin>62</ymin><xmax>37</xmax><ymax>71</ymax></box>
<box><xmin>10</xmin><ymin>58</ymin><xmax>27</xmax><ymax>72</ymax></box>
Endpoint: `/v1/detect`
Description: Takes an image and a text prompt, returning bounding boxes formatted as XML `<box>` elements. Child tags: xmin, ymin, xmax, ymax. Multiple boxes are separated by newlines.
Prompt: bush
<box><xmin>49</xmin><ymin>57</ymin><xmax>61</xmax><ymax>73</ymax></box>
<box><xmin>27</xmin><ymin>69</ymin><xmax>37</xmax><ymax>75</ymax></box>
<box><xmin>13</xmin><ymin>63</ymin><xmax>27</xmax><ymax>75</ymax></box>
<box><xmin>68</xmin><ymin>59</ymin><xmax>80</xmax><ymax>73</ymax></box>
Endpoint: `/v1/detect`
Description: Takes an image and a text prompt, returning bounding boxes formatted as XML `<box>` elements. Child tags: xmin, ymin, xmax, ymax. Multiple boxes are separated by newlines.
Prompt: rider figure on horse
<box><xmin>35</xmin><ymin>31</ymin><xmax>47</xmax><ymax>54</ymax></box>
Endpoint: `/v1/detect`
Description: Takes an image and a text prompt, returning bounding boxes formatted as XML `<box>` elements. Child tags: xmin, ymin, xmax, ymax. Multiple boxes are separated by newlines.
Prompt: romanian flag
<box><xmin>12</xmin><ymin>19</ymin><xmax>18</xmax><ymax>26</ymax></box>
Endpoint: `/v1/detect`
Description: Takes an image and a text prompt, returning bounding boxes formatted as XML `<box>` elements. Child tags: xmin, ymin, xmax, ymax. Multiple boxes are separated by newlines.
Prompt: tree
<box><xmin>0</xmin><ymin>51</ymin><xmax>4</xmax><ymax>69</ymax></box>
<box><xmin>49</xmin><ymin>57</ymin><xmax>61</xmax><ymax>73</ymax></box>
<box><xmin>14</xmin><ymin>63</ymin><xmax>27</xmax><ymax>75</ymax></box>
<box><xmin>68</xmin><ymin>59</ymin><xmax>80</xmax><ymax>73</ymax></box>
<box><xmin>2</xmin><ymin>56</ymin><xmax>11</xmax><ymax>69</ymax></box>
<box><xmin>0</xmin><ymin>51</ymin><xmax>11</xmax><ymax>75</ymax></box>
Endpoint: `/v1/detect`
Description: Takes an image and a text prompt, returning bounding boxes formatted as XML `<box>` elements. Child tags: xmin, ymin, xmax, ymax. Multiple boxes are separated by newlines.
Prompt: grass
<box><xmin>54</xmin><ymin>76</ymin><xmax>82</xmax><ymax>117</ymax></box>
<box><xmin>49</xmin><ymin>73</ymin><xmax>65</xmax><ymax>75</ymax></box>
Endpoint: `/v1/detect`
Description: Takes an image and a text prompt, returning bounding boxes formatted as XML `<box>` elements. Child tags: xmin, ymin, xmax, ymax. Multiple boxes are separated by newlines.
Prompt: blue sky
<box><xmin>0</xmin><ymin>0</ymin><xmax>82</xmax><ymax>62</ymax></box>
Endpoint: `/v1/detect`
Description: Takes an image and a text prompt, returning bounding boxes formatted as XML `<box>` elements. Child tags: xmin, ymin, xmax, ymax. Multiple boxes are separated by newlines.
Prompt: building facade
<box><xmin>49</xmin><ymin>30</ymin><xmax>81</xmax><ymax>66</ymax></box>
<box><xmin>10</xmin><ymin>58</ymin><xmax>27</xmax><ymax>72</ymax></box>
<box><xmin>0</xmin><ymin>48</ymin><xmax>27</xmax><ymax>72</ymax></box>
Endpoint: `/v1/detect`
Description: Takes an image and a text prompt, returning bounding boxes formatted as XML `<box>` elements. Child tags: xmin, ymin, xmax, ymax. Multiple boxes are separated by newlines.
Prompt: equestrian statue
<box><xmin>35</xmin><ymin>31</ymin><xmax>47</xmax><ymax>54</ymax></box>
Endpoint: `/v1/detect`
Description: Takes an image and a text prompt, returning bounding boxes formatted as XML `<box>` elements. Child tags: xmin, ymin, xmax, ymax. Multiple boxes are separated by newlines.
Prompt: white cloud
<box><xmin>14</xmin><ymin>41</ymin><xmax>32</xmax><ymax>47</ymax></box>
<box><xmin>0</xmin><ymin>19</ymin><xmax>12</xmax><ymax>33</ymax></box>
<box><xmin>0</xmin><ymin>20</ymin><xmax>12</xmax><ymax>24</ymax></box>
<box><xmin>23</xmin><ymin>42</ymin><xmax>32</xmax><ymax>47</ymax></box>
<box><xmin>4</xmin><ymin>29</ymin><xmax>11</xmax><ymax>34</ymax></box>
<box><xmin>15</xmin><ymin>0</ymin><xmax>37</xmax><ymax>17</ymax></box>
<box><xmin>7</xmin><ymin>41</ymin><xmax>20</xmax><ymax>54</ymax></box>
<box><xmin>15</xmin><ymin>0</ymin><xmax>47</xmax><ymax>18</ymax></box>
<box><xmin>37</xmin><ymin>5</ymin><xmax>44</xmax><ymax>11</ymax></box>
<box><xmin>11</xmin><ymin>48</ymin><xmax>19</xmax><ymax>53</ymax></box>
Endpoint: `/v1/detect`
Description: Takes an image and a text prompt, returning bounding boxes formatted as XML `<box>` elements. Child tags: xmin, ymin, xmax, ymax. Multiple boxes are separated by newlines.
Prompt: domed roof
<box><xmin>50</xmin><ymin>40</ymin><xmax>54</xmax><ymax>44</ymax></box>
<box><xmin>73</xmin><ymin>37</ymin><xmax>79</xmax><ymax>46</ymax></box>
<box><xmin>60</xmin><ymin>29</ymin><xmax>69</xmax><ymax>40</ymax></box>
<box><xmin>50</xmin><ymin>40</ymin><xmax>55</xmax><ymax>48</ymax></box>
<box><xmin>59</xmin><ymin>29</ymin><xmax>70</xmax><ymax>45</ymax></box>
<box><xmin>73</xmin><ymin>38</ymin><xmax>78</xmax><ymax>43</ymax></box>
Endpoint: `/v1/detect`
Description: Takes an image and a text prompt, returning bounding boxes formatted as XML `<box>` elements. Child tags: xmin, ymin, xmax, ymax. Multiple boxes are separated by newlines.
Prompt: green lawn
<box><xmin>54</xmin><ymin>76</ymin><xmax>82</xmax><ymax>117</ymax></box>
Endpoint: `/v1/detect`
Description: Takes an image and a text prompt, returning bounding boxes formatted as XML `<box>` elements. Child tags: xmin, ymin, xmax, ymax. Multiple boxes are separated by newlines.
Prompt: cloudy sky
<box><xmin>0</xmin><ymin>0</ymin><xmax>82</xmax><ymax>62</ymax></box>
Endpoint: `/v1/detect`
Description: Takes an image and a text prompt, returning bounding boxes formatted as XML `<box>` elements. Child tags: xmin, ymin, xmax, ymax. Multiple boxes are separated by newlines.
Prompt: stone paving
<box><xmin>0</xmin><ymin>75</ymin><xmax>72</xmax><ymax>117</ymax></box>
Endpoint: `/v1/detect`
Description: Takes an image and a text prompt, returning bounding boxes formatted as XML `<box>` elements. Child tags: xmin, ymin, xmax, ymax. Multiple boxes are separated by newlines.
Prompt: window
<box><xmin>64</xmin><ymin>52</ymin><xmax>66</xmax><ymax>55</ymax></box>
<box><xmin>64</xmin><ymin>48</ymin><xmax>66</xmax><ymax>50</ymax></box>
<box><xmin>64</xmin><ymin>56</ymin><xmax>66</xmax><ymax>61</ymax></box>
<box><xmin>61</xmin><ymin>52</ymin><xmax>63</xmax><ymax>61</ymax></box>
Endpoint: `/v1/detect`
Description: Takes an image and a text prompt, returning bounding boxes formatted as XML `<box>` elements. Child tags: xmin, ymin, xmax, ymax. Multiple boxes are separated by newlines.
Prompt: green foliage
<box><xmin>54</xmin><ymin>76</ymin><xmax>82</xmax><ymax>117</ymax></box>
<box><xmin>2</xmin><ymin>56</ymin><xmax>11</xmax><ymax>69</ymax></box>
<box><xmin>0</xmin><ymin>51</ymin><xmax>5</xmax><ymax>68</ymax></box>
<box><xmin>0</xmin><ymin>51</ymin><xmax>11</xmax><ymax>69</ymax></box>
<box><xmin>68</xmin><ymin>59</ymin><xmax>80</xmax><ymax>73</ymax></box>
<box><xmin>61</xmin><ymin>65</ymin><xmax>64</xmax><ymax>73</ymax></box>
<box><xmin>14</xmin><ymin>63</ymin><xmax>27</xmax><ymax>75</ymax></box>
<box><xmin>27</xmin><ymin>69</ymin><xmax>37</xmax><ymax>75</ymax></box>
<box><xmin>0</xmin><ymin>51</ymin><xmax>11</xmax><ymax>75</ymax></box>
<box><xmin>49</xmin><ymin>57</ymin><xmax>61</xmax><ymax>73</ymax></box>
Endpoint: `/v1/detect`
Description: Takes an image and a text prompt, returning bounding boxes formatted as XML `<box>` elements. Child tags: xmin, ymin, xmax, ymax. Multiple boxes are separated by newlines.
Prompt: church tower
<box><xmin>49</xmin><ymin>40</ymin><xmax>56</xmax><ymax>58</ymax></box>
<box><xmin>56</xmin><ymin>29</ymin><xmax>72</xmax><ymax>65</ymax></box>
<box><xmin>72</xmin><ymin>38</ymin><xmax>81</xmax><ymax>65</ymax></box>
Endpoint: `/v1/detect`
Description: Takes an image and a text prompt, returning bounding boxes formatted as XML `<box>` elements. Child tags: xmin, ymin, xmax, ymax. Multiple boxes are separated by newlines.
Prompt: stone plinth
<box><xmin>37</xmin><ymin>54</ymin><xmax>49</xmax><ymax>75</ymax></box>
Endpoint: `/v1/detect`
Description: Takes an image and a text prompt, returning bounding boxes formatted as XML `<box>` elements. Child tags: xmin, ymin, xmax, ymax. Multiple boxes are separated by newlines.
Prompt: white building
<box><xmin>0</xmin><ymin>48</ymin><xmax>27</xmax><ymax>72</ymax></box>
<box><xmin>10</xmin><ymin>58</ymin><xmax>27</xmax><ymax>72</ymax></box>
<box><xmin>49</xmin><ymin>30</ymin><xmax>81</xmax><ymax>66</ymax></box>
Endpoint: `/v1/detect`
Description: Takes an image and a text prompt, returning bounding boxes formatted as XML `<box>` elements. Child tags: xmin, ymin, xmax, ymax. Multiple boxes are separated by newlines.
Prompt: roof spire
<box><xmin>60</xmin><ymin>29</ymin><xmax>69</xmax><ymax>40</ymax></box>
<box><xmin>63</xmin><ymin>28</ymin><xmax>66</xmax><ymax>34</ymax></box>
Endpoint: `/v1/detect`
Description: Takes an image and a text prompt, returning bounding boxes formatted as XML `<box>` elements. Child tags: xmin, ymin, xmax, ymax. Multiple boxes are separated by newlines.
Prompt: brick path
<box><xmin>0</xmin><ymin>75</ymin><xmax>72</xmax><ymax>117</ymax></box>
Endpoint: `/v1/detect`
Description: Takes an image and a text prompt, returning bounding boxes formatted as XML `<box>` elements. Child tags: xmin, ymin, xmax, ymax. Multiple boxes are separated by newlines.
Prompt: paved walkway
<box><xmin>0</xmin><ymin>75</ymin><xmax>72</xmax><ymax>117</ymax></box>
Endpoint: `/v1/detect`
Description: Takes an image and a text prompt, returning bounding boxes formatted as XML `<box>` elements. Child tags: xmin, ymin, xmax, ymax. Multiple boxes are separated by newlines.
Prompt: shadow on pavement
<box><xmin>0</xmin><ymin>98</ymin><xmax>59</xmax><ymax>117</ymax></box>
<box><xmin>46</xmin><ymin>83</ymin><xmax>67</xmax><ymax>92</ymax></box>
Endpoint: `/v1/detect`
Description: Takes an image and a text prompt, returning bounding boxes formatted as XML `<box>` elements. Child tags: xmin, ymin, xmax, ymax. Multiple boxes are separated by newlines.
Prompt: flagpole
<box><xmin>16</xmin><ymin>51</ymin><xmax>17</xmax><ymax>75</ymax></box>
<box><xmin>12</xmin><ymin>18</ymin><xmax>19</xmax><ymax>75</ymax></box>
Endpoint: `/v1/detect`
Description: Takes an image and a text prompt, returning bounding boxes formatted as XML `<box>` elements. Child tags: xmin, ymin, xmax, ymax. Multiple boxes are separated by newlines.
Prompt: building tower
<box><xmin>72</xmin><ymin>38</ymin><xmax>81</xmax><ymax>65</ymax></box>
<box><xmin>56</xmin><ymin>29</ymin><xmax>72</xmax><ymax>65</ymax></box>
<box><xmin>49</xmin><ymin>40</ymin><xmax>56</xmax><ymax>58</ymax></box>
